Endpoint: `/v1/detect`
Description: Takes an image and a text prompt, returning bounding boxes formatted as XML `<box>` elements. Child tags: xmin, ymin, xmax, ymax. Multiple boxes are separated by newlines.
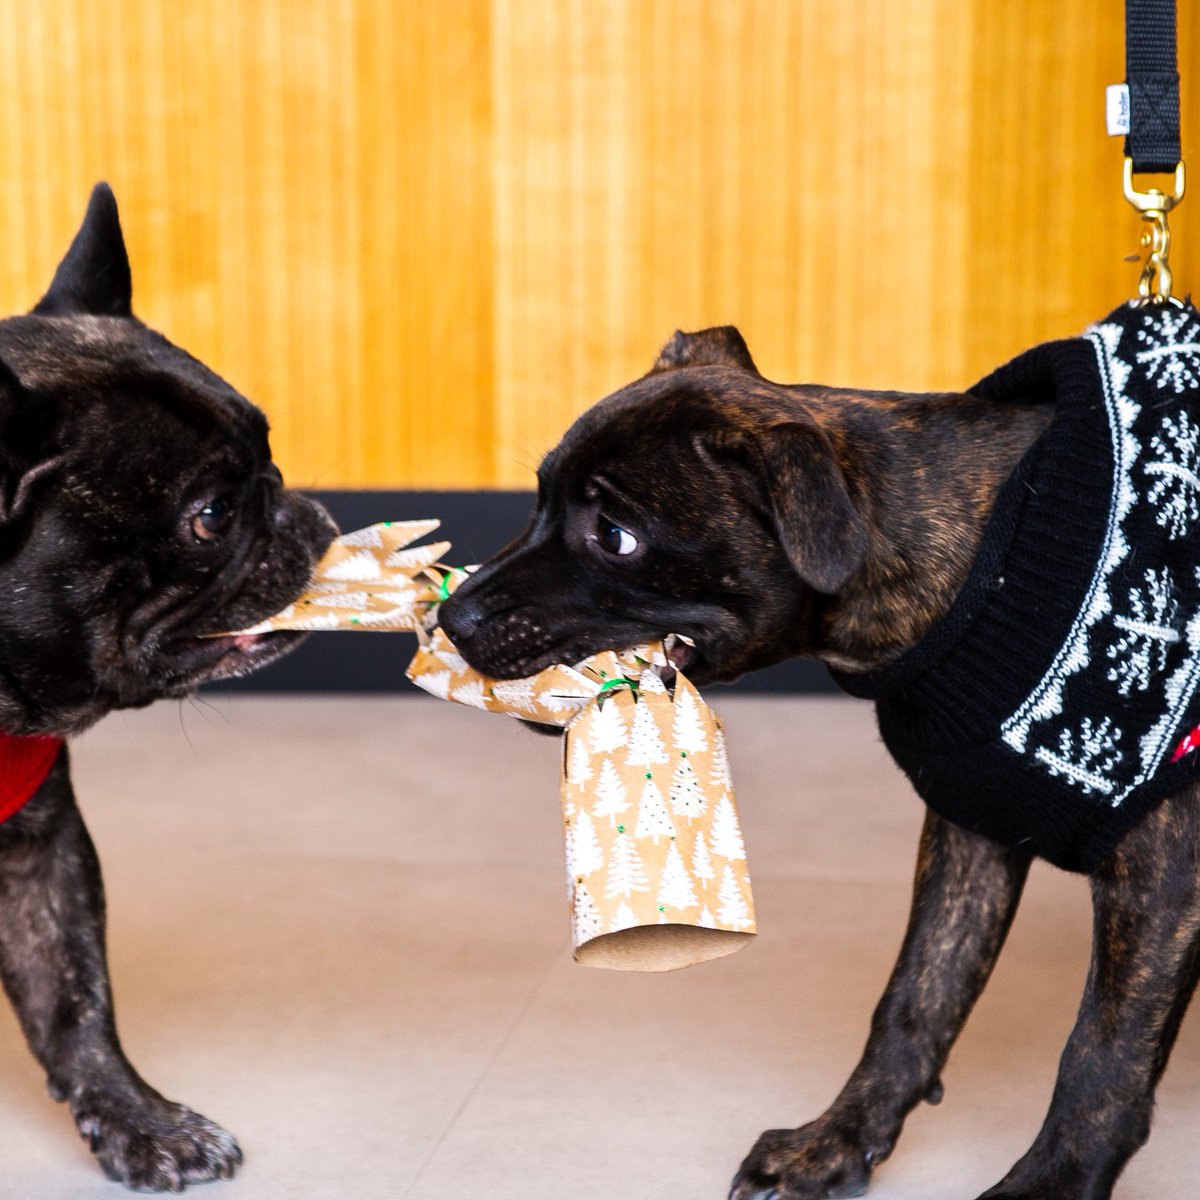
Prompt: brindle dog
<box><xmin>438</xmin><ymin>326</ymin><xmax>1200</xmax><ymax>1200</ymax></box>
<box><xmin>0</xmin><ymin>187</ymin><xmax>334</xmax><ymax>1190</ymax></box>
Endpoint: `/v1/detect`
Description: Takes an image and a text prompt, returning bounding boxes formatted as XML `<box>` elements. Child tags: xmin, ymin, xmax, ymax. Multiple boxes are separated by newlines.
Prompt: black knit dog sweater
<box><xmin>835</xmin><ymin>300</ymin><xmax>1200</xmax><ymax>872</ymax></box>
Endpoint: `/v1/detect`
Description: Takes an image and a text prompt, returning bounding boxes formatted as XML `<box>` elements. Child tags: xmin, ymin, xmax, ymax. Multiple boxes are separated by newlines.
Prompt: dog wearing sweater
<box><xmin>438</xmin><ymin>315</ymin><xmax>1200</xmax><ymax>1200</ymax></box>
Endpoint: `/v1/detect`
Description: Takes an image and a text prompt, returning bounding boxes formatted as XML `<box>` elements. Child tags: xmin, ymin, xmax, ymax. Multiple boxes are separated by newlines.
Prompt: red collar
<box><xmin>0</xmin><ymin>731</ymin><xmax>63</xmax><ymax>824</ymax></box>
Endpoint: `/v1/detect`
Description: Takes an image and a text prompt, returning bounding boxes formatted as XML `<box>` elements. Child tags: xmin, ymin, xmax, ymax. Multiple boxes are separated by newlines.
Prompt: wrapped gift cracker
<box><xmin>408</xmin><ymin>630</ymin><xmax>756</xmax><ymax>972</ymax></box>
<box><xmin>231</xmin><ymin>524</ymin><xmax>756</xmax><ymax>972</ymax></box>
<box><xmin>233</xmin><ymin>521</ymin><xmax>451</xmax><ymax>633</ymax></box>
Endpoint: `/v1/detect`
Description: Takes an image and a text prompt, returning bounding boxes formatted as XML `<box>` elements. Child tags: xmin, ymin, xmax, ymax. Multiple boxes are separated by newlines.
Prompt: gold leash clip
<box><xmin>1123</xmin><ymin>158</ymin><xmax>1186</xmax><ymax>304</ymax></box>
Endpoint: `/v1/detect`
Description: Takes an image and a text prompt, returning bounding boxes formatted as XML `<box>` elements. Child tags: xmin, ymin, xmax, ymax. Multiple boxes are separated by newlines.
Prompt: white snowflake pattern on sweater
<box><xmin>1003</xmin><ymin>304</ymin><xmax>1200</xmax><ymax>806</ymax></box>
<box><xmin>1106</xmin><ymin>567</ymin><xmax>1181</xmax><ymax>696</ymax></box>
<box><xmin>1033</xmin><ymin>717</ymin><xmax>1123</xmax><ymax>797</ymax></box>
<box><xmin>1136</xmin><ymin>307</ymin><xmax>1200</xmax><ymax>394</ymax></box>
<box><xmin>1144</xmin><ymin>410</ymin><xmax>1200</xmax><ymax>538</ymax></box>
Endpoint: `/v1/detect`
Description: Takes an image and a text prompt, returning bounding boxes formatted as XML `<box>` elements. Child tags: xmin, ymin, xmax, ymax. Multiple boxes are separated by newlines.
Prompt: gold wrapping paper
<box><xmin>408</xmin><ymin>631</ymin><xmax>757</xmax><ymax>972</ymax></box>
<box><xmin>233</xmin><ymin>521</ymin><xmax>450</xmax><ymax>633</ymax></box>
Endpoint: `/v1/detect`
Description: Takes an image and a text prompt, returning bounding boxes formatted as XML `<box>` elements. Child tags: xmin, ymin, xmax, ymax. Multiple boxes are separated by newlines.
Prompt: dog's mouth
<box><xmin>457</xmin><ymin>620</ymin><xmax>700</xmax><ymax>683</ymax></box>
<box><xmin>155</xmin><ymin>628</ymin><xmax>307</xmax><ymax>690</ymax></box>
<box><xmin>665</xmin><ymin>636</ymin><xmax>696</xmax><ymax>673</ymax></box>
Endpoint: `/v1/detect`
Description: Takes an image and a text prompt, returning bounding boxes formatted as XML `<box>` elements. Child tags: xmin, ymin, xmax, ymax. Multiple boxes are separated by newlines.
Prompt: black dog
<box><xmin>440</xmin><ymin>324</ymin><xmax>1200</xmax><ymax>1199</ymax></box>
<box><xmin>0</xmin><ymin>186</ymin><xmax>333</xmax><ymax>1190</ymax></box>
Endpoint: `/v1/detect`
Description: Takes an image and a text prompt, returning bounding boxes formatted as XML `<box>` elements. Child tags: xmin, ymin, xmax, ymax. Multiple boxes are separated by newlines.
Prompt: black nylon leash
<box><xmin>1120</xmin><ymin>0</ymin><xmax>1185</xmax><ymax>302</ymax></box>
<box><xmin>1125</xmin><ymin>0</ymin><xmax>1181</xmax><ymax>174</ymax></box>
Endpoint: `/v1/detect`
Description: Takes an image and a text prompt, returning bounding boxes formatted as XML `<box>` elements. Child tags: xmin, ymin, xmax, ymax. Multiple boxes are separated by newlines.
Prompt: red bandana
<box><xmin>0</xmin><ymin>731</ymin><xmax>63</xmax><ymax>824</ymax></box>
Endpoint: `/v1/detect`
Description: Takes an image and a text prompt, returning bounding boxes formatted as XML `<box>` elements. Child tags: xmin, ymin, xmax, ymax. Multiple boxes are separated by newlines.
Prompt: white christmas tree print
<box><xmin>1145</xmin><ymin>411</ymin><xmax>1200</xmax><ymax>538</ymax></box>
<box><xmin>587</xmin><ymin>697</ymin><xmax>628</xmax><ymax>755</ymax></box>
<box><xmin>591</xmin><ymin>757</ymin><xmax>630</xmax><ymax>826</ymax></box>
<box><xmin>671</xmin><ymin>681</ymin><xmax>709</xmax><ymax>754</ymax></box>
<box><xmin>606</xmin><ymin>832</ymin><xmax>650</xmax><ymax>898</ymax></box>
<box><xmin>692</xmin><ymin>830</ymin><xmax>716</xmax><ymax>882</ymax></box>
<box><xmin>698</xmin><ymin>905</ymin><xmax>717</xmax><ymax>929</ymax></box>
<box><xmin>433</xmin><ymin>643</ymin><xmax>471</xmax><ymax>673</ymax></box>
<box><xmin>657</xmin><ymin>841</ymin><xmax>699</xmax><ymax>910</ymax></box>
<box><xmin>716</xmin><ymin>865</ymin><xmax>752</xmax><ymax>930</ymax></box>
<box><xmin>416</xmin><ymin>669</ymin><xmax>451</xmax><ymax>700</ymax></box>
<box><xmin>626</xmin><ymin>699</ymin><xmax>669</xmax><ymax>765</ymax></box>
<box><xmin>638</xmin><ymin>670</ymin><xmax>669</xmax><ymax>696</ymax></box>
<box><xmin>566</xmin><ymin>809</ymin><xmax>605</xmax><ymax>878</ymax></box>
<box><xmin>709</xmin><ymin>725</ymin><xmax>733</xmax><ymax>791</ymax></box>
<box><xmin>450</xmin><ymin>677</ymin><xmax>488</xmax><ymax>709</ymax></box>
<box><xmin>488</xmin><ymin>679</ymin><xmax>546</xmax><ymax>717</ymax></box>
<box><xmin>1136</xmin><ymin>307</ymin><xmax>1200</xmax><ymax>394</ymax></box>
<box><xmin>668</xmin><ymin>756</ymin><xmax>707</xmax><ymax>820</ymax></box>
<box><xmin>568</xmin><ymin>737</ymin><xmax>593</xmax><ymax>787</ymax></box>
<box><xmin>562</xmin><ymin>824</ymin><xmax>576</xmax><ymax>895</ymax></box>
<box><xmin>634</xmin><ymin>776</ymin><xmax>676</xmax><ymax>843</ymax></box>
<box><xmin>609</xmin><ymin>900</ymin><xmax>638</xmax><ymax>933</ymax></box>
<box><xmin>1033</xmin><ymin>716</ymin><xmax>1123</xmax><ymax>796</ymax></box>
<box><xmin>572</xmin><ymin>883</ymin><xmax>603</xmax><ymax>944</ymax></box>
<box><xmin>323</xmin><ymin>548</ymin><xmax>381</xmax><ymax>581</ymax></box>
<box><xmin>1106</xmin><ymin>567</ymin><xmax>1180</xmax><ymax>695</ymax></box>
<box><xmin>710</xmin><ymin>793</ymin><xmax>747</xmax><ymax>860</ymax></box>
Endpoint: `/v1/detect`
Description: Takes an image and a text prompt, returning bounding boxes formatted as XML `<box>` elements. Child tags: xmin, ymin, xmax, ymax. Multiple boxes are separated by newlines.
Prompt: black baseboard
<box><xmin>204</xmin><ymin>491</ymin><xmax>839</xmax><ymax>695</ymax></box>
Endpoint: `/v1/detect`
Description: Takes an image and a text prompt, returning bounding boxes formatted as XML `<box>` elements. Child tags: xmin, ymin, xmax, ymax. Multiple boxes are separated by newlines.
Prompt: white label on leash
<box><xmin>1107</xmin><ymin>84</ymin><xmax>1131</xmax><ymax>136</ymax></box>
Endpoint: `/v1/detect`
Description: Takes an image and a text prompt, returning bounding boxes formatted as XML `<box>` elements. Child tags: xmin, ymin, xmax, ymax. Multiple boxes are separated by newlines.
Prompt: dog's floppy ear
<box><xmin>33</xmin><ymin>183</ymin><xmax>133</xmax><ymax>318</ymax></box>
<box><xmin>652</xmin><ymin>326</ymin><xmax>759</xmax><ymax>374</ymax></box>
<box><xmin>753</xmin><ymin>420</ymin><xmax>869</xmax><ymax>594</ymax></box>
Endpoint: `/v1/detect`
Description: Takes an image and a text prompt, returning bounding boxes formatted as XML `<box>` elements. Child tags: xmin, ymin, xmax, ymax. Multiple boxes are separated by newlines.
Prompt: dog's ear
<box><xmin>33</xmin><ymin>183</ymin><xmax>133</xmax><ymax>318</ymax></box>
<box><xmin>753</xmin><ymin>420</ymin><xmax>869</xmax><ymax>594</ymax></box>
<box><xmin>652</xmin><ymin>326</ymin><xmax>758</xmax><ymax>374</ymax></box>
<box><xmin>0</xmin><ymin>360</ymin><xmax>63</xmax><ymax>523</ymax></box>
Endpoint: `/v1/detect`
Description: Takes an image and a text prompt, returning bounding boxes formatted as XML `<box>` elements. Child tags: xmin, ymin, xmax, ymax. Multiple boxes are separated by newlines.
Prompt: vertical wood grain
<box><xmin>0</xmin><ymin>1</ymin><xmax>1193</xmax><ymax>488</ymax></box>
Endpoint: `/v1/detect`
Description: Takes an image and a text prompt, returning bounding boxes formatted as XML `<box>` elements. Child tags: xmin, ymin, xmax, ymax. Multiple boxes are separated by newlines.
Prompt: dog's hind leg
<box><xmin>731</xmin><ymin>810</ymin><xmax>1032</xmax><ymax>1200</ymax></box>
<box><xmin>977</xmin><ymin>785</ymin><xmax>1200</xmax><ymax>1200</ymax></box>
<box><xmin>0</xmin><ymin>750</ymin><xmax>241</xmax><ymax>1192</ymax></box>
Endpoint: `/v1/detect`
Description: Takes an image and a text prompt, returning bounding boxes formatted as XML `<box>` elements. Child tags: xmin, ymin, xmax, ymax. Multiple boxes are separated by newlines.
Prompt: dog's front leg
<box><xmin>977</xmin><ymin>786</ymin><xmax>1200</xmax><ymax>1200</ymax></box>
<box><xmin>731</xmin><ymin>810</ymin><xmax>1031</xmax><ymax>1200</ymax></box>
<box><xmin>0</xmin><ymin>752</ymin><xmax>241</xmax><ymax>1192</ymax></box>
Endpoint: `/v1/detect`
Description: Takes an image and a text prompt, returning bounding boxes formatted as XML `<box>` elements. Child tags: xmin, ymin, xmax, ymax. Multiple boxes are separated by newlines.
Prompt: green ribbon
<box><xmin>437</xmin><ymin>569</ymin><xmax>464</xmax><ymax>603</ymax></box>
<box><xmin>597</xmin><ymin>675</ymin><xmax>637</xmax><ymax>696</ymax></box>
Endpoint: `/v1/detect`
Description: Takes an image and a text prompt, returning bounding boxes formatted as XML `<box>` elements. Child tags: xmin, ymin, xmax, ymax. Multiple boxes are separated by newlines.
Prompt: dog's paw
<box><xmin>729</xmin><ymin>1120</ymin><xmax>888</xmax><ymax>1200</ymax></box>
<box><xmin>73</xmin><ymin>1094</ymin><xmax>242</xmax><ymax>1192</ymax></box>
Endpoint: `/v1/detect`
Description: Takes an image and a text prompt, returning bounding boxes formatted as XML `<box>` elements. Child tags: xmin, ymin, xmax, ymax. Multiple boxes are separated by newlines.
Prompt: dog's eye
<box><xmin>192</xmin><ymin>498</ymin><xmax>236</xmax><ymax>542</ymax></box>
<box><xmin>597</xmin><ymin>518</ymin><xmax>638</xmax><ymax>556</ymax></box>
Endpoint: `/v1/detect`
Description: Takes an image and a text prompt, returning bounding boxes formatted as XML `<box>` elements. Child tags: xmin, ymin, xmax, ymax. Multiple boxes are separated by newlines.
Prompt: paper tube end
<box><xmin>574</xmin><ymin>924</ymin><xmax>754</xmax><ymax>972</ymax></box>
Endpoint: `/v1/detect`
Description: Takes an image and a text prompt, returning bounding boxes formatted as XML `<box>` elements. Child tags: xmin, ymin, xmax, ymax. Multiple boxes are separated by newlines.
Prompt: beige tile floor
<box><xmin>0</xmin><ymin>694</ymin><xmax>1197</xmax><ymax>1199</ymax></box>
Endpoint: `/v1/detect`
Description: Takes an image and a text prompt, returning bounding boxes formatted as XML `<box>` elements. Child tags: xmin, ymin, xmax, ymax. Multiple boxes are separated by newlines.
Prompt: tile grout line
<box><xmin>399</xmin><ymin>951</ymin><xmax>562</xmax><ymax>1200</ymax></box>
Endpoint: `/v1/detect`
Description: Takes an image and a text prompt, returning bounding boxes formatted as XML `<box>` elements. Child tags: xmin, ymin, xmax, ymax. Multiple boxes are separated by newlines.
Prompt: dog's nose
<box><xmin>437</xmin><ymin>592</ymin><xmax>484</xmax><ymax>643</ymax></box>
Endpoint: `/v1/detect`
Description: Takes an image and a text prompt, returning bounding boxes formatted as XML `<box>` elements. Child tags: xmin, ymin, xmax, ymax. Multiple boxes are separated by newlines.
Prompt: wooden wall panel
<box><xmin>0</xmin><ymin>1</ymin><xmax>1193</xmax><ymax>488</ymax></box>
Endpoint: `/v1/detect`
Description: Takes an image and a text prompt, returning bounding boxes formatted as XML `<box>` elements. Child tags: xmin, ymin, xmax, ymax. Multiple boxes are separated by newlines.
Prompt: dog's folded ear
<box><xmin>754</xmin><ymin>420</ymin><xmax>869</xmax><ymax>595</ymax></box>
<box><xmin>652</xmin><ymin>326</ymin><xmax>759</xmax><ymax>374</ymax></box>
<box><xmin>33</xmin><ymin>183</ymin><xmax>133</xmax><ymax>319</ymax></box>
<box><xmin>0</xmin><ymin>361</ymin><xmax>63</xmax><ymax>524</ymax></box>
